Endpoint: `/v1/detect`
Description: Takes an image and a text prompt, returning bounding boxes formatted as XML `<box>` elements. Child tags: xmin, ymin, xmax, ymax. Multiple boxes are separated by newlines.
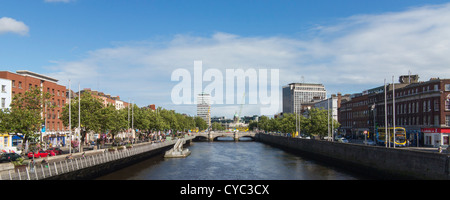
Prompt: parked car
<box><xmin>45</xmin><ymin>147</ymin><xmax>63</xmax><ymax>155</ymax></box>
<box><xmin>337</xmin><ymin>138</ymin><xmax>349</xmax><ymax>143</ymax></box>
<box><xmin>363</xmin><ymin>140</ymin><xmax>377</xmax><ymax>146</ymax></box>
<box><xmin>0</xmin><ymin>153</ymin><xmax>22</xmax><ymax>163</ymax></box>
<box><xmin>27</xmin><ymin>150</ymin><xmax>49</xmax><ymax>159</ymax></box>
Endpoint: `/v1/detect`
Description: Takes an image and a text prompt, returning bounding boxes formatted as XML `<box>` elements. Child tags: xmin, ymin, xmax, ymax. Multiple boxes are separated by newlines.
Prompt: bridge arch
<box><xmin>191</xmin><ymin>131</ymin><xmax>256</xmax><ymax>142</ymax></box>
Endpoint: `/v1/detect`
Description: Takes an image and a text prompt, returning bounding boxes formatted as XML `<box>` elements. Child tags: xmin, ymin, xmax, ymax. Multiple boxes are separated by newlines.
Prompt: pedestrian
<box><xmin>41</xmin><ymin>159</ymin><xmax>48</xmax><ymax>168</ymax></box>
<box><xmin>29</xmin><ymin>158</ymin><xmax>35</xmax><ymax>172</ymax></box>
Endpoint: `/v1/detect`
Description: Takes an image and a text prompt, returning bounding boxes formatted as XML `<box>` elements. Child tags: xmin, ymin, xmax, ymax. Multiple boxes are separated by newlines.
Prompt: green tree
<box><xmin>194</xmin><ymin>116</ymin><xmax>208</xmax><ymax>130</ymax></box>
<box><xmin>98</xmin><ymin>104</ymin><xmax>127</xmax><ymax>140</ymax></box>
<box><xmin>6</xmin><ymin>87</ymin><xmax>52</xmax><ymax>144</ymax></box>
<box><xmin>301</xmin><ymin>108</ymin><xmax>340</xmax><ymax>138</ymax></box>
<box><xmin>61</xmin><ymin>92</ymin><xmax>103</xmax><ymax>143</ymax></box>
<box><xmin>257</xmin><ymin>116</ymin><xmax>269</xmax><ymax>132</ymax></box>
<box><xmin>159</xmin><ymin>109</ymin><xmax>179</xmax><ymax>131</ymax></box>
<box><xmin>248</xmin><ymin>120</ymin><xmax>258</xmax><ymax>131</ymax></box>
<box><xmin>278</xmin><ymin>113</ymin><xmax>296</xmax><ymax>134</ymax></box>
<box><xmin>211</xmin><ymin>122</ymin><xmax>225</xmax><ymax>131</ymax></box>
<box><xmin>149</xmin><ymin>107</ymin><xmax>169</xmax><ymax>131</ymax></box>
<box><xmin>0</xmin><ymin>109</ymin><xmax>10</xmax><ymax>133</ymax></box>
<box><xmin>132</xmin><ymin>105</ymin><xmax>151</xmax><ymax>132</ymax></box>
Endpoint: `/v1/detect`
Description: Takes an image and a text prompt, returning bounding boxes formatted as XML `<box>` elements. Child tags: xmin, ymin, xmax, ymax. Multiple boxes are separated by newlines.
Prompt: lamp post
<box><xmin>384</xmin><ymin>79</ymin><xmax>388</xmax><ymax>148</ymax></box>
<box><xmin>78</xmin><ymin>83</ymin><xmax>81</xmax><ymax>152</ymax></box>
<box><xmin>371</xmin><ymin>103</ymin><xmax>376</xmax><ymax>142</ymax></box>
<box><xmin>392</xmin><ymin>76</ymin><xmax>396</xmax><ymax>148</ymax></box>
<box><xmin>328</xmin><ymin>98</ymin><xmax>330</xmax><ymax>141</ymax></box>
<box><xmin>68</xmin><ymin>79</ymin><xmax>71</xmax><ymax>154</ymax></box>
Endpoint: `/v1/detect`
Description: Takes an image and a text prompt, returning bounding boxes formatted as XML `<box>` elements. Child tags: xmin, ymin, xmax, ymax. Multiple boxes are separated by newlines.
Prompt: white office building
<box><xmin>197</xmin><ymin>93</ymin><xmax>211</xmax><ymax>127</ymax></box>
<box><xmin>283</xmin><ymin>83</ymin><xmax>326</xmax><ymax>114</ymax></box>
<box><xmin>0</xmin><ymin>78</ymin><xmax>14</xmax><ymax>153</ymax></box>
<box><xmin>0</xmin><ymin>78</ymin><xmax>12</xmax><ymax>111</ymax></box>
<box><xmin>314</xmin><ymin>95</ymin><xmax>338</xmax><ymax>121</ymax></box>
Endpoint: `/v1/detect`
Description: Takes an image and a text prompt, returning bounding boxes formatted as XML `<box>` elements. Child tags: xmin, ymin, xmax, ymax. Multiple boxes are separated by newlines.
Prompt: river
<box><xmin>96</xmin><ymin>138</ymin><xmax>369</xmax><ymax>180</ymax></box>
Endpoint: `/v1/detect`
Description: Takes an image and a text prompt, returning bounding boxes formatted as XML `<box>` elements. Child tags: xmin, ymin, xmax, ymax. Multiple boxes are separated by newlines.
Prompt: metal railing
<box><xmin>0</xmin><ymin>138</ymin><xmax>190</xmax><ymax>180</ymax></box>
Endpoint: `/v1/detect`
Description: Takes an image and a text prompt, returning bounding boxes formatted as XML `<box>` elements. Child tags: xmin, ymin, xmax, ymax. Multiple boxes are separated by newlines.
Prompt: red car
<box><xmin>45</xmin><ymin>147</ymin><xmax>63</xmax><ymax>156</ymax></box>
<box><xmin>27</xmin><ymin>150</ymin><xmax>49</xmax><ymax>159</ymax></box>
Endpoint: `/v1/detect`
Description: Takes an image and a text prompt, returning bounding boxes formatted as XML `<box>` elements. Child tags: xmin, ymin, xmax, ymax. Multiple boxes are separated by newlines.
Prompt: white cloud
<box><xmin>0</xmin><ymin>17</ymin><xmax>29</xmax><ymax>36</ymax></box>
<box><xmin>46</xmin><ymin>3</ymin><xmax>450</xmax><ymax>116</ymax></box>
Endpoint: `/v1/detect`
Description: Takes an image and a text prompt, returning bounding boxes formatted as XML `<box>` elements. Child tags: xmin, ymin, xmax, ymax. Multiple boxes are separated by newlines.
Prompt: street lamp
<box><xmin>68</xmin><ymin>79</ymin><xmax>72</xmax><ymax>154</ymax></box>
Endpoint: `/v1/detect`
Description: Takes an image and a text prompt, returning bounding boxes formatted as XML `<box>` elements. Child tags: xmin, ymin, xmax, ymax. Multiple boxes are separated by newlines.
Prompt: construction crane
<box><xmin>235</xmin><ymin>92</ymin><xmax>246</xmax><ymax>124</ymax></box>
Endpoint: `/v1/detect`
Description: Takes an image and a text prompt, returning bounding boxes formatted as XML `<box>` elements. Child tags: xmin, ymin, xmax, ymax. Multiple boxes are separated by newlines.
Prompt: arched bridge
<box><xmin>191</xmin><ymin>131</ymin><xmax>256</xmax><ymax>141</ymax></box>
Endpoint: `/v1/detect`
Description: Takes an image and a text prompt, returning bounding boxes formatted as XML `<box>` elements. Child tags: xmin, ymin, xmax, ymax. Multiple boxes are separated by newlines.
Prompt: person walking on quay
<box><xmin>29</xmin><ymin>158</ymin><xmax>35</xmax><ymax>172</ymax></box>
<box><xmin>41</xmin><ymin>159</ymin><xmax>48</xmax><ymax>168</ymax></box>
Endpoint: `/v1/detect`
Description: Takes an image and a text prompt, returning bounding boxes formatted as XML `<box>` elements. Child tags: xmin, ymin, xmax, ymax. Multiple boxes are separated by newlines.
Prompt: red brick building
<box><xmin>338</xmin><ymin>75</ymin><xmax>450</xmax><ymax>147</ymax></box>
<box><xmin>78</xmin><ymin>88</ymin><xmax>129</xmax><ymax>109</ymax></box>
<box><xmin>0</xmin><ymin>70</ymin><xmax>67</xmax><ymax>133</ymax></box>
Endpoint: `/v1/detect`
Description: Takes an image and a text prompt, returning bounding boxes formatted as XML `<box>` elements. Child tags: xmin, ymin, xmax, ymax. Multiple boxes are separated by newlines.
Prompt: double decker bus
<box><xmin>375</xmin><ymin>127</ymin><xmax>407</xmax><ymax>147</ymax></box>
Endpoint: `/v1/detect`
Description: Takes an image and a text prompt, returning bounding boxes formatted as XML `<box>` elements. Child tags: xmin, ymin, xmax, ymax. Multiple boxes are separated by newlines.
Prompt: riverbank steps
<box><xmin>256</xmin><ymin>133</ymin><xmax>450</xmax><ymax>180</ymax></box>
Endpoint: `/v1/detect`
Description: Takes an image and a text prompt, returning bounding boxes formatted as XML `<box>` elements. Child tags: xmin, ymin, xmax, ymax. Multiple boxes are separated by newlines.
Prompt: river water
<box><xmin>97</xmin><ymin>138</ymin><xmax>368</xmax><ymax>180</ymax></box>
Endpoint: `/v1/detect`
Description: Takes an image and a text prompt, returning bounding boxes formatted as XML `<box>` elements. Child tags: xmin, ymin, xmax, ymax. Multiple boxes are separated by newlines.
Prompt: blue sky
<box><xmin>2</xmin><ymin>0</ymin><xmax>450</xmax><ymax>117</ymax></box>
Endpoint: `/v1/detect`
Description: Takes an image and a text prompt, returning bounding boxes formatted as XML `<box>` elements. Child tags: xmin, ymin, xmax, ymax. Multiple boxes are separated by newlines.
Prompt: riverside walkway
<box><xmin>0</xmin><ymin>136</ymin><xmax>194</xmax><ymax>180</ymax></box>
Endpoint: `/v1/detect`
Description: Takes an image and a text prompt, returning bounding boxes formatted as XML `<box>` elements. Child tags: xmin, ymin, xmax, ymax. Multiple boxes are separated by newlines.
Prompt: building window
<box><xmin>1</xmin><ymin>98</ymin><xmax>5</xmax><ymax>108</ymax></box>
<box><xmin>12</xmin><ymin>80</ymin><xmax>15</xmax><ymax>88</ymax></box>
<box><xmin>434</xmin><ymin>115</ymin><xmax>439</xmax><ymax>126</ymax></box>
<box><xmin>446</xmin><ymin>115</ymin><xmax>450</xmax><ymax>127</ymax></box>
<box><xmin>18</xmin><ymin>81</ymin><xmax>22</xmax><ymax>89</ymax></box>
<box><xmin>434</xmin><ymin>100</ymin><xmax>439</xmax><ymax>111</ymax></box>
<box><xmin>1</xmin><ymin>85</ymin><xmax>5</xmax><ymax>93</ymax></box>
<box><xmin>445</xmin><ymin>84</ymin><xmax>450</xmax><ymax>91</ymax></box>
<box><xmin>446</xmin><ymin>100</ymin><xmax>450</xmax><ymax>111</ymax></box>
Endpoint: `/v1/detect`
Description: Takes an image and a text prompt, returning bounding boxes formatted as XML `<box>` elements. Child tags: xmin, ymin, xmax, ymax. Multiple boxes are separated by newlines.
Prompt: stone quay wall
<box><xmin>46</xmin><ymin>138</ymin><xmax>193</xmax><ymax>180</ymax></box>
<box><xmin>256</xmin><ymin>133</ymin><xmax>450</xmax><ymax>180</ymax></box>
<box><xmin>1</xmin><ymin>137</ymin><xmax>193</xmax><ymax>180</ymax></box>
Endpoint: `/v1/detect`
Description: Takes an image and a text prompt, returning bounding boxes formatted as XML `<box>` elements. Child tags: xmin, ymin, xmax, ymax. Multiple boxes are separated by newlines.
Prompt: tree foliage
<box><xmin>0</xmin><ymin>87</ymin><xmax>52</xmax><ymax>143</ymax></box>
<box><xmin>253</xmin><ymin>108</ymin><xmax>340</xmax><ymax>138</ymax></box>
<box><xmin>60</xmin><ymin>95</ymin><xmax>207</xmax><ymax>140</ymax></box>
<box><xmin>61</xmin><ymin>92</ymin><xmax>104</xmax><ymax>142</ymax></box>
<box><xmin>211</xmin><ymin>122</ymin><xmax>225</xmax><ymax>131</ymax></box>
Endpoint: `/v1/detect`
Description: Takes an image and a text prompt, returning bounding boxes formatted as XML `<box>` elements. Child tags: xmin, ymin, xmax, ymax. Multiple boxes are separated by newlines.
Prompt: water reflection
<box><xmin>97</xmin><ymin>140</ymin><xmax>366</xmax><ymax>180</ymax></box>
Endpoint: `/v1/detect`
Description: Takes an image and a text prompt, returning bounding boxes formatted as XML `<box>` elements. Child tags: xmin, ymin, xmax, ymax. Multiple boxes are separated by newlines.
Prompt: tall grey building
<box><xmin>283</xmin><ymin>83</ymin><xmax>327</xmax><ymax>114</ymax></box>
<box><xmin>197</xmin><ymin>93</ymin><xmax>211</xmax><ymax>127</ymax></box>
